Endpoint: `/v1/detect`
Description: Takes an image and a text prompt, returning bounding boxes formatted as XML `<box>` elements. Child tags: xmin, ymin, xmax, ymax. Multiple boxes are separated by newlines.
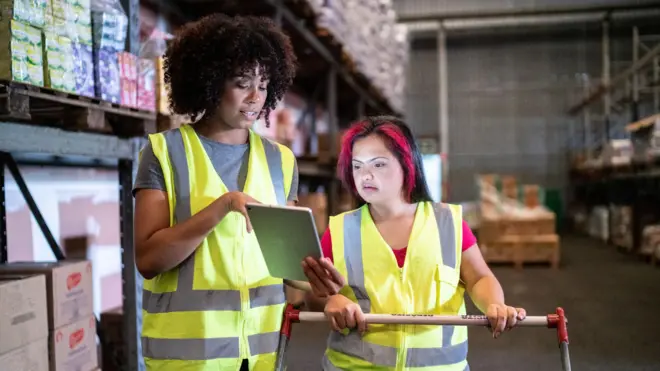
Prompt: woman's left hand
<box><xmin>486</xmin><ymin>304</ymin><xmax>526</xmax><ymax>338</ymax></box>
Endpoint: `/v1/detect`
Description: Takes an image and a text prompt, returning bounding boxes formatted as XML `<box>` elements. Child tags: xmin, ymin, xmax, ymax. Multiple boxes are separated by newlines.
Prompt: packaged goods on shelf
<box><xmin>43</xmin><ymin>32</ymin><xmax>77</xmax><ymax>93</ymax></box>
<box><xmin>0</xmin><ymin>19</ymin><xmax>44</xmax><ymax>86</ymax></box>
<box><xmin>640</xmin><ymin>224</ymin><xmax>660</xmax><ymax>257</ymax></box>
<box><xmin>476</xmin><ymin>173</ymin><xmax>559</xmax><ymax>264</ymax></box>
<box><xmin>609</xmin><ymin>205</ymin><xmax>633</xmax><ymax>249</ymax></box>
<box><xmin>91</xmin><ymin>6</ymin><xmax>127</xmax><ymax>52</ymax></box>
<box><xmin>50</xmin><ymin>315</ymin><xmax>98</xmax><ymax>371</ymax></box>
<box><xmin>6</xmin><ymin>0</ymin><xmax>48</xmax><ymax>29</ymax></box>
<box><xmin>155</xmin><ymin>56</ymin><xmax>170</xmax><ymax>114</ymax></box>
<box><xmin>72</xmin><ymin>42</ymin><xmax>95</xmax><ymax>96</ymax></box>
<box><xmin>118</xmin><ymin>51</ymin><xmax>137</xmax><ymax>107</ymax></box>
<box><xmin>588</xmin><ymin>206</ymin><xmax>609</xmax><ymax>242</ymax></box>
<box><xmin>47</xmin><ymin>0</ymin><xmax>92</xmax><ymax>44</ymax></box>
<box><xmin>0</xmin><ymin>338</ymin><xmax>49</xmax><ymax>371</ymax></box>
<box><xmin>310</xmin><ymin>0</ymin><xmax>408</xmax><ymax>113</ymax></box>
<box><xmin>137</xmin><ymin>58</ymin><xmax>156</xmax><ymax>111</ymax></box>
<box><xmin>0</xmin><ymin>261</ymin><xmax>99</xmax><ymax>370</ymax></box>
<box><xmin>0</xmin><ymin>275</ymin><xmax>48</xmax><ymax>355</ymax></box>
<box><xmin>0</xmin><ymin>260</ymin><xmax>94</xmax><ymax>330</ymax></box>
<box><xmin>521</xmin><ymin>185</ymin><xmax>545</xmax><ymax>209</ymax></box>
<box><xmin>94</xmin><ymin>47</ymin><xmax>120</xmax><ymax>103</ymax></box>
<box><xmin>601</xmin><ymin>139</ymin><xmax>632</xmax><ymax>167</ymax></box>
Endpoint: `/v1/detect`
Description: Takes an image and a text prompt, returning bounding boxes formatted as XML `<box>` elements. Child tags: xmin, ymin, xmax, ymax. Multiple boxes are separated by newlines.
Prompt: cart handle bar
<box><xmin>281</xmin><ymin>305</ymin><xmax>568</xmax><ymax>343</ymax></box>
<box><xmin>295</xmin><ymin>312</ymin><xmax>562</xmax><ymax>327</ymax></box>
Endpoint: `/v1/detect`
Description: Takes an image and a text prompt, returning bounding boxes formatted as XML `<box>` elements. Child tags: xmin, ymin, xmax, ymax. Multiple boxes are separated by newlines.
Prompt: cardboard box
<box><xmin>0</xmin><ymin>261</ymin><xmax>93</xmax><ymax>330</ymax></box>
<box><xmin>0</xmin><ymin>338</ymin><xmax>49</xmax><ymax>371</ymax></box>
<box><xmin>51</xmin><ymin>315</ymin><xmax>98</xmax><ymax>371</ymax></box>
<box><xmin>0</xmin><ymin>275</ymin><xmax>48</xmax><ymax>355</ymax></box>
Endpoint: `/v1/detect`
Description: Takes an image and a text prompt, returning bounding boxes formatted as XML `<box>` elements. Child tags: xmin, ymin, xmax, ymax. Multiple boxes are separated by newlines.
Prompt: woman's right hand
<box><xmin>324</xmin><ymin>294</ymin><xmax>367</xmax><ymax>334</ymax></box>
<box><xmin>217</xmin><ymin>191</ymin><xmax>260</xmax><ymax>232</ymax></box>
<box><xmin>302</xmin><ymin>257</ymin><xmax>345</xmax><ymax>297</ymax></box>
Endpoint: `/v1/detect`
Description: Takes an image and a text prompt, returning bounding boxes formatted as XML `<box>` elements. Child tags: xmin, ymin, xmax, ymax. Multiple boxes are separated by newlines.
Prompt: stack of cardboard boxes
<box><xmin>0</xmin><ymin>274</ymin><xmax>49</xmax><ymax>371</ymax></box>
<box><xmin>0</xmin><ymin>260</ymin><xmax>99</xmax><ymax>371</ymax></box>
<box><xmin>476</xmin><ymin>174</ymin><xmax>560</xmax><ymax>269</ymax></box>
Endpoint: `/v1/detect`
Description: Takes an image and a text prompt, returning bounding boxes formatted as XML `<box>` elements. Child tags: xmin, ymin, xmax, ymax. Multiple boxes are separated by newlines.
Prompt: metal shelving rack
<box><xmin>568</xmin><ymin>22</ymin><xmax>660</xmax><ymax>156</ymax></box>
<box><xmin>0</xmin><ymin>1</ymin><xmax>400</xmax><ymax>370</ymax></box>
<box><xmin>567</xmin><ymin>17</ymin><xmax>660</xmax><ymax>256</ymax></box>
<box><xmin>0</xmin><ymin>122</ymin><xmax>144</xmax><ymax>371</ymax></box>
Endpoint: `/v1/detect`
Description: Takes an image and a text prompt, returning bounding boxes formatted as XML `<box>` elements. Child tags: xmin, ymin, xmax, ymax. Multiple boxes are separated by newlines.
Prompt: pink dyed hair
<box><xmin>337</xmin><ymin>118</ymin><xmax>416</xmax><ymax>202</ymax></box>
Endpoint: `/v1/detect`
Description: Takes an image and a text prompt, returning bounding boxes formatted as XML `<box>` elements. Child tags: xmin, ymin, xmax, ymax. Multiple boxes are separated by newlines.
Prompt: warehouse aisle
<box><xmin>285</xmin><ymin>235</ymin><xmax>660</xmax><ymax>371</ymax></box>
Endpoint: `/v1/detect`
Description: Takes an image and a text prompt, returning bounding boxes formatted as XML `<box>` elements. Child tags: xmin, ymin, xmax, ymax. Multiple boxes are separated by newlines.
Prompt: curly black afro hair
<box><xmin>164</xmin><ymin>13</ymin><xmax>297</xmax><ymax>126</ymax></box>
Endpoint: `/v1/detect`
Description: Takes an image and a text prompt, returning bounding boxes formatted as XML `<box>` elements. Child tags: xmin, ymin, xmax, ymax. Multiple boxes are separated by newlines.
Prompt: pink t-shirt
<box><xmin>321</xmin><ymin>220</ymin><xmax>477</xmax><ymax>268</ymax></box>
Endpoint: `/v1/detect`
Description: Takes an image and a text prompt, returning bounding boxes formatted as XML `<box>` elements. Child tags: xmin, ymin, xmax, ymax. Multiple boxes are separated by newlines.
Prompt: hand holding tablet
<box><xmin>246</xmin><ymin>203</ymin><xmax>324</xmax><ymax>282</ymax></box>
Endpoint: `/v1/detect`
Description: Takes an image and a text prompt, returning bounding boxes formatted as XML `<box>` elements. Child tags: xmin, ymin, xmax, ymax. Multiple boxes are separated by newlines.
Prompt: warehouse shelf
<box><xmin>141</xmin><ymin>0</ymin><xmax>400</xmax><ymax>120</ymax></box>
<box><xmin>0</xmin><ymin>120</ymin><xmax>142</xmax><ymax>370</ymax></box>
<box><xmin>566</xmin><ymin>17</ymin><xmax>660</xmax><ymax>264</ymax></box>
<box><xmin>0</xmin><ymin>81</ymin><xmax>157</xmax><ymax>137</ymax></box>
<box><xmin>568</xmin><ymin>23</ymin><xmax>660</xmax><ymax>154</ymax></box>
<box><xmin>0</xmin><ymin>1</ymin><xmax>396</xmax><ymax>369</ymax></box>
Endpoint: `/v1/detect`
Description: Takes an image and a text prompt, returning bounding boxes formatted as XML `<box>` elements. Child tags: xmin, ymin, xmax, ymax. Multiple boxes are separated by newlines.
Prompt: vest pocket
<box><xmin>435</xmin><ymin>264</ymin><xmax>460</xmax><ymax>308</ymax></box>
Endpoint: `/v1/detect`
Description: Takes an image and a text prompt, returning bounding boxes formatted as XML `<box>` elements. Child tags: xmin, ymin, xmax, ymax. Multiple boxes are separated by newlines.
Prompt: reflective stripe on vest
<box><xmin>141</xmin><ymin>128</ymin><xmax>287</xmax><ymax>360</ymax></box>
<box><xmin>326</xmin><ymin>204</ymin><xmax>466</xmax><ymax>368</ymax></box>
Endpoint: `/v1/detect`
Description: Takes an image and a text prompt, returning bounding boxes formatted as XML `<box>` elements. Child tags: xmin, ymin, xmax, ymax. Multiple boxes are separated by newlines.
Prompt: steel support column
<box><xmin>327</xmin><ymin>67</ymin><xmax>338</xmax><ymax>155</ymax></box>
<box><xmin>0</xmin><ymin>157</ymin><xmax>6</xmax><ymax>264</ymax></box>
<box><xmin>437</xmin><ymin>23</ymin><xmax>449</xmax><ymax>158</ymax></box>
<box><xmin>603</xmin><ymin>18</ymin><xmax>611</xmax><ymax>141</ymax></box>
<box><xmin>632</xmin><ymin>26</ymin><xmax>641</xmax><ymax>122</ymax></box>
<box><xmin>327</xmin><ymin>67</ymin><xmax>338</xmax><ymax>216</ymax></box>
<box><xmin>654</xmin><ymin>56</ymin><xmax>659</xmax><ymax>112</ymax></box>
<box><xmin>119</xmin><ymin>157</ymin><xmax>140</xmax><ymax>371</ymax></box>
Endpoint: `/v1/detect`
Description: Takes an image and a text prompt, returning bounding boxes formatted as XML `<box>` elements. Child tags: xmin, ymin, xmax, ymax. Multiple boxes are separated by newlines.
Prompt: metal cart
<box><xmin>275</xmin><ymin>305</ymin><xmax>571</xmax><ymax>371</ymax></box>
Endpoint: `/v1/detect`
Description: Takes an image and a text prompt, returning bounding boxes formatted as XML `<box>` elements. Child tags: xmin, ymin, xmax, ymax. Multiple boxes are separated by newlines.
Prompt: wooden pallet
<box><xmin>481</xmin><ymin>234</ymin><xmax>561</xmax><ymax>269</ymax></box>
<box><xmin>0</xmin><ymin>80</ymin><xmax>156</xmax><ymax>137</ymax></box>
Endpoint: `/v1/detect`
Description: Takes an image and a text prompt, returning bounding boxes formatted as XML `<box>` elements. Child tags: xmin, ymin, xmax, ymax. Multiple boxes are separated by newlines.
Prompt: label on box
<box><xmin>0</xmin><ymin>338</ymin><xmax>49</xmax><ymax>371</ymax></box>
<box><xmin>0</xmin><ymin>261</ymin><xmax>94</xmax><ymax>330</ymax></box>
<box><xmin>0</xmin><ymin>275</ymin><xmax>48</xmax><ymax>355</ymax></box>
<box><xmin>54</xmin><ymin>263</ymin><xmax>93</xmax><ymax>328</ymax></box>
<box><xmin>51</xmin><ymin>316</ymin><xmax>98</xmax><ymax>371</ymax></box>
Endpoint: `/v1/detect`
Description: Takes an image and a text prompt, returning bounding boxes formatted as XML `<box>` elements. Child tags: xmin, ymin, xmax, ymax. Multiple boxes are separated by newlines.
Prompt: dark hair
<box><xmin>337</xmin><ymin>116</ymin><xmax>434</xmax><ymax>205</ymax></box>
<box><xmin>164</xmin><ymin>13</ymin><xmax>297</xmax><ymax>126</ymax></box>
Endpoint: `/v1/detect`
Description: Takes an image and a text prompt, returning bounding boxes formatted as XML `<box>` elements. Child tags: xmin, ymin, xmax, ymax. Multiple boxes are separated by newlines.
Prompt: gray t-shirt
<box><xmin>132</xmin><ymin>132</ymin><xmax>299</xmax><ymax>202</ymax></box>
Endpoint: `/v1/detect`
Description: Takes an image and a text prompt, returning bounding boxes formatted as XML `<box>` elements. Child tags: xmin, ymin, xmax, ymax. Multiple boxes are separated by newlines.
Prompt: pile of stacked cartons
<box><xmin>609</xmin><ymin>205</ymin><xmax>633</xmax><ymax>249</ymax></box>
<box><xmin>476</xmin><ymin>174</ymin><xmax>560</xmax><ymax>269</ymax></box>
<box><xmin>311</xmin><ymin>0</ymin><xmax>408</xmax><ymax>113</ymax></box>
<box><xmin>0</xmin><ymin>260</ymin><xmax>99</xmax><ymax>371</ymax></box>
<box><xmin>641</xmin><ymin>224</ymin><xmax>660</xmax><ymax>264</ymax></box>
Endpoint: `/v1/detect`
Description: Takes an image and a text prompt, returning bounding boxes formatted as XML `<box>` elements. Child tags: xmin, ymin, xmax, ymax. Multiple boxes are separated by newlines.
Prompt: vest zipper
<box><xmin>239</xmin><ymin>219</ymin><xmax>248</xmax><ymax>361</ymax></box>
<box><xmin>398</xmin><ymin>267</ymin><xmax>407</xmax><ymax>371</ymax></box>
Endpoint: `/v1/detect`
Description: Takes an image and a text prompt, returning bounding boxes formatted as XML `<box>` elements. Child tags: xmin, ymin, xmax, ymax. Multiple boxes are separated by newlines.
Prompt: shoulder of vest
<box><xmin>330</xmin><ymin>205</ymin><xmax>364</xmax><ymax>221</ymax></box>
<box><xmin>260</xmin><ymin>135</ymin><xmax>295</xmax><ymax>162</ymax></box>
<box><xmin>148</xmin><ymin>126</ymin><xmax>181</xmax><ymax>140</ymax></box>
<box><xmin>432</xmin><ymin>201</ymin><xmax>461</xmax><ymax>209</ymax></box>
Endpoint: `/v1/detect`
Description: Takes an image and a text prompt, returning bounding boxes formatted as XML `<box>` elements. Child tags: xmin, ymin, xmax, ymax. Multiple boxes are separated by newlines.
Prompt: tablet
<box><xmin>246</xmin><ymin>203</ymin><xmax>323</xmax><ymax>282</ymax></box>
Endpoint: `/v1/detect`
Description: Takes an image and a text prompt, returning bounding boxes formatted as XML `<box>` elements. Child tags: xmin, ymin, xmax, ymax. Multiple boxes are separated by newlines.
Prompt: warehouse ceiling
<box><xmin>393</xmin><ymin>0</ymin><xmax>660</xmax><ymax>21</ymax></box>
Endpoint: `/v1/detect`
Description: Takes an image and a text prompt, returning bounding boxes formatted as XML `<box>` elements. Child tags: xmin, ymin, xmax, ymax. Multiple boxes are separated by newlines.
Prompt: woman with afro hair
<box><xmin>132</xmin><ymin>13</ymin><xmax>302</xmax><ymax>371</ymax></box>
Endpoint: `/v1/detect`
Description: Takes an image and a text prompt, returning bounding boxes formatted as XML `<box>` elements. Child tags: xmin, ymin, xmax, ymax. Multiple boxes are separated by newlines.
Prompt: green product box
<box><xmin>0</xmin><ymin>0</ymin><xmax>49</xmax><ymax>29</ymax></box>
<box><xmin>43</xmin><ymin>31</ymin><xmax>74</xmax><ymax>92</ymax></box>
<box><xmin>0</xmin><ymin>19</ymin><xmax>44</xmax><ymax>86</ymax></box>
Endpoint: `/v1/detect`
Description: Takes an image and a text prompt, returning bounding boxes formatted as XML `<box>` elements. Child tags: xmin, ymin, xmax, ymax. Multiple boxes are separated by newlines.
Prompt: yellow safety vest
<box><xmin>324</xmin><ymin>201</ymin><xmax>468</xmax><ymax>371</ymax></box>
<box><xmin>141</xmin><ymin>124</ymin><xmax>295</xmax><ymax>371</ymax></box>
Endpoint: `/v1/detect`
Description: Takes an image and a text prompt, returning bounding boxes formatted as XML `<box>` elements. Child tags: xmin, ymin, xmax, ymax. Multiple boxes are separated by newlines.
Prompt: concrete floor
<box><xmin>284</xmin><ymin>235</ymin><xmax>660</xmax><ymax>371</ymax></box>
